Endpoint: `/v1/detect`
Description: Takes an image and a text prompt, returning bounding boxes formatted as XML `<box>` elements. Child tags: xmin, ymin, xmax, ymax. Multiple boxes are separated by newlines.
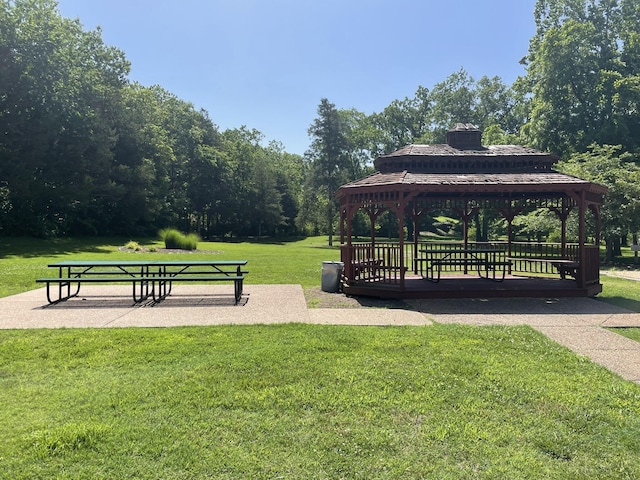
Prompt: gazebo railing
<box><xmin>341</xmin><ymin>242</ymin><xmax>405</xmax><ymax>285</ymax></box>
<box><xmin>342</xmin><ymin>241</ymin><xmax>599</xmax><ymax>285</ymax></box>
<box><xmin>583</xmin><ymin>245</ymin><xmax>601</xmax><ymax>285</ymax></box>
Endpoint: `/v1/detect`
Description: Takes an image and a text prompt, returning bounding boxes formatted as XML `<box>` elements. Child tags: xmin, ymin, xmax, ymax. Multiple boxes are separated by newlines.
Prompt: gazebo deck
<box><xmin>342</xmin><ymin>274</ymin><xmax>602</xmax><ymax>300</ymax></box>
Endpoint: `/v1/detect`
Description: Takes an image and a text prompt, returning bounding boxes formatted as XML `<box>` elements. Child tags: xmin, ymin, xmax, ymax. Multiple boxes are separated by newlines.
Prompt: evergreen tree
<box><xmin>305</xmin><ymin>99</ymin><xmax>350</xmax><ymax>246</ymax></box>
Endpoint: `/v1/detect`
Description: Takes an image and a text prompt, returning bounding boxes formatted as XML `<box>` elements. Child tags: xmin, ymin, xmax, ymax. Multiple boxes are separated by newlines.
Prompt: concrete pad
<box><xmin>533</xmin><ymin>325</ymin><xmax>640</xmax><ymax>382</ymax></box>
<box><xmin>0</xmin><ymin>285</ymin><xmax>432</xmax><ymax>328</ymax></box>
<box><xmin>0</xmin><ymin>285</ymin><xmax>312</xmax><ymax>329</ymax></box>
<box><xmin>578</xmin><ymin>351</ymin><xmax>640</xmax><ymax>383</ymax></box>
<box><xmin>599</xmin><ymin>314</ymin><xmax>640</xmax><ymax>328</ymax></box>
<box><xmin>306</xmin><ymin>308</ymin><xmax>431</xmax><ymax>326</ymax></box>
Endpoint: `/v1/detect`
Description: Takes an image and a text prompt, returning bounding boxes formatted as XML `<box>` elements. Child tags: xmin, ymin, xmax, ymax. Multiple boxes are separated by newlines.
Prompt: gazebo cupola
<box><xmin>446</xmin><ymin>123</ymin><xmax>483</xmax><ymax>149</ymax></box>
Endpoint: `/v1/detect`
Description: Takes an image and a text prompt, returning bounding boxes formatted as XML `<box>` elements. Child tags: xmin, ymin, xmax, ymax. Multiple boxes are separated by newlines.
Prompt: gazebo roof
<box><xmin>338</xmin><ymin>124</ymin><xmax>606</xmax><ymax>201</ymax></box>
<box><xmin>374</xmin><ymin>144</ymin><xmax>558</xmax><ymax>173</ymax></box>
<box><xmin>378</xmin><ymin>143</ymin><xmax>555</xmax><ymax>160</ymax></box>
<box><xmin>336</xmin><ymin>170</ymin><xmax>607</xmax><ymax>197</ymax></box>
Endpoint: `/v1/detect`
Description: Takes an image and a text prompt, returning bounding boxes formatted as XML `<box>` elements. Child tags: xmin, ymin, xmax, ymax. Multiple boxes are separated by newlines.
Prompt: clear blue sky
<box><xmin>55</xmin><ymin>0</ymin><xmax>538</xmax><ymax>155</ymax></box>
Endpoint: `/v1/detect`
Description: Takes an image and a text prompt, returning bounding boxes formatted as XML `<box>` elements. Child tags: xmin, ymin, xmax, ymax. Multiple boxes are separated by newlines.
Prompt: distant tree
<box><xmin>266</xmin><ymin>141</ymin><xmax>304</xmax><ymax>236</ymax></box>
<box><xmin>419</xmin><ymin>69</ymin><xmax>522</xmax><ymax>144</ymax></box>
<box><xmin>0</xmin><ymin>0</ymin><xmax>130</xmax><ymax>235</ymax></box>
<box><xmin>368</xmin><ymin>86</ymin><xmax>431</xmax><ymax>155</ymax></box>
<box><xmin>304</xmin><ymin>99</ymin><xmax>351</xmax><ymax>246</ymax></box>
<box><xmin>512</xmin><ymin>209</ymin><xmax>559</xmax><ymax>242</ymax></box>
<box><xmin>337</xmin><ymin>108</ymin><xmax>373</xmax><ymax>177</ymax></box>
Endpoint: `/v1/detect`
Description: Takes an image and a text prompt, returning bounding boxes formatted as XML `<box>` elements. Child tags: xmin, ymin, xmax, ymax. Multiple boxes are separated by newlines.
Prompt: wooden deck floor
<box><xmin>342</xmin><ymin>274</ymin><xmax>602</xmax><ymax>299</ymax></box>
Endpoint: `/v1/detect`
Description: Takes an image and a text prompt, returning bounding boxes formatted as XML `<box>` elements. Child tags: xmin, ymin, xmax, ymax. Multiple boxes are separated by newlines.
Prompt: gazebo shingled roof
<box><xmin>338</xmin><ymin>123</ymin><xmax>606</xmax><ymax>201</ymax></box>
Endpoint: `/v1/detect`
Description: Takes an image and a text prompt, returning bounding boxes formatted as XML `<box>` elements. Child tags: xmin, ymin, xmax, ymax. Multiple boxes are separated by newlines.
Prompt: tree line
<box><xmin>2</xmin><ymin>0</ymin><xmax>640</xmax><ymax>253</ymax></box>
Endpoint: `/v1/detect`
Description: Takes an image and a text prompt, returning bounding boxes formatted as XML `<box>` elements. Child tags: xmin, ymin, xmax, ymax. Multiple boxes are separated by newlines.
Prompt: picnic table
<box><xmin>419</xmin><ymin>248</ymin><xmax>511</xmax><ymax>282</ymax></box>
<box><xmin>36</xmin><ymin>259</ymin><xmax>247</xmax><ymax>305</ymax></box>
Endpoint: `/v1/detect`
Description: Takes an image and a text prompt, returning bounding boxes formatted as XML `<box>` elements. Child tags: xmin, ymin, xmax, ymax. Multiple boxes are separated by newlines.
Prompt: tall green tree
<box><xmin>424</xmin><ymin>69</ymin><xmax>522</xmax><ymax>143</ymax></box>
<box><xmin>0</xmin><ymin>0</ymin><xmax>130</xmax><ymax>235</ymax></box>
<box><xmin>304</xmin><ymin>99</ymin><xmax>350</xmax><ymax>246</ymax></box>
<box><xmin>523</xmin><ymin>0</ymin><xmax>640</xmax><ymax>156</ymax></box>
<box><xmin>369</xmin><ymin>86</ymin><xmax>431</xmax><ymax>156</ymax></box>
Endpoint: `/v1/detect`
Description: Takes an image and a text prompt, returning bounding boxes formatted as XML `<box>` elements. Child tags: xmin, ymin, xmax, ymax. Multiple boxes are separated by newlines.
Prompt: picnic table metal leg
<box><xmin>45</xmin><ymin>280</ymin><xmax>80</xmax><ymax>304</ymax></box>
<box><xmin>132</xmin><ymin>280</ymin><xmax>150</xmax><ymax>302</ymax></box>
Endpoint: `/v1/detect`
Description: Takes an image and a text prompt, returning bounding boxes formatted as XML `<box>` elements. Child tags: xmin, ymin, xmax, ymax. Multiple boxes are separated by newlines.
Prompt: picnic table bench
<box><xmin>505</xmin><ymin>257</ymin><xmax>579</xmax><ymax>279</ymax></box>
<box><xmin>36</xmin><ymin>260</ymin><xmax>248</xmax><ymax>305</ymax></box>
<box><xmin>420</xmin><ymin>248</ymin><xmax>511</xmax><ymax>282</ymax></box>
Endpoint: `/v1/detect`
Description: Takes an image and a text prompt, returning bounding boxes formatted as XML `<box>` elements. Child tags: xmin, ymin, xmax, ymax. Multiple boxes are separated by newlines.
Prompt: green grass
<box><xmin>613</xmin><ymin>328</ymin><xmax>640</xmax><ymax>343</ymax></box>
<box><xmin>598</xmin><ymin>275</ymin><xmax>640</xmax><ymax>312</ymax></box>
<box><xmin>2</xmin><ymin>236</ymin><xmax>640</xmax><ymax>478</ymax></box>
<box><xmin>1</xmin><ymin>324</ymin><xmax>640</xmax><ymax>479</ymax></box>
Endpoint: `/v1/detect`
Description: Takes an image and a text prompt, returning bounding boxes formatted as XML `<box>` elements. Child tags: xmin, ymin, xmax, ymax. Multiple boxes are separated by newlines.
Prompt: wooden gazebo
<box><xmin>336</xmin><ymin>124</ymin><xmax>607</xmax><ymax>299</ymax></box>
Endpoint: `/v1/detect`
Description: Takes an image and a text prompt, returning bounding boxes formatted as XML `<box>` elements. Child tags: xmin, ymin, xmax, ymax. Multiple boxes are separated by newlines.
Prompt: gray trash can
<box><xmin>321</xmin><ymin>261</ymin><xmax>344</xmax><ymax>293</ymax></box>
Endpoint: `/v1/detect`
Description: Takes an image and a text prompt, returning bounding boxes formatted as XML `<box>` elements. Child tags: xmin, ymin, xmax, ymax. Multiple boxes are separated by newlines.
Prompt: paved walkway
<box><xmin>1</xmin><ymin>285</ymin><xmax>640</xmax><ymax>384</ymax></box>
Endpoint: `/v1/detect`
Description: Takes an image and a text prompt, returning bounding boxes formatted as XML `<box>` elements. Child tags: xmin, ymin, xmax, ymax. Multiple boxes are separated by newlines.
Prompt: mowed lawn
<box><xmin>1</xmin><ymin>237</ymin><xmax>640</xmax><ymax>479</ymax></box>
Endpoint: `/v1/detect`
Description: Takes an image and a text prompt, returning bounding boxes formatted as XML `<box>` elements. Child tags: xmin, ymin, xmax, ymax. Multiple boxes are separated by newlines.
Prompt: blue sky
<box><xmin>55</xmin><ymin>0</ymin><xmax>538</xmax><ymax>155</ymax></box>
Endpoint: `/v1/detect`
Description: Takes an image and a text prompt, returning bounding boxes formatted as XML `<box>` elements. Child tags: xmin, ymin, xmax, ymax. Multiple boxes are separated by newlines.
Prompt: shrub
<box><xmin>124</xmin><ymin>240</ymin><xmax>142</xmax><ymax>251</ymax></box>
<box><xmin>183</xmin><ymin>233</ymin><xmax>199</xmax><ymax>251</ymax></box>
<box><xmin>158</xmin><ymin>229</ymin><xmax>199</xmax><ymax>250</ymax></box>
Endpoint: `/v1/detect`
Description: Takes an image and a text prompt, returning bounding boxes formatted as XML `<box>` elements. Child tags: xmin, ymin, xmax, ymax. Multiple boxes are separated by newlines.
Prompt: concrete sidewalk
<box><xmin>1</xmin><ymin>285</ymin><xmax>640</xmax><ymax>384</ymax></box>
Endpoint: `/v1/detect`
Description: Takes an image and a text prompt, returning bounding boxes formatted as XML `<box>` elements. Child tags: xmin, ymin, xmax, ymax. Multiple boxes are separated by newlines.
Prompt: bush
<box><xmin>182</xmin><ymin>233</ymin><xmax>199</xmax><ymax>250</ymax></box>
<box><xmin>158</xmin><ymin>229</ymin><xmax>199</xmax><ymax>250</ymax></box>
<box><xmin>124</xmin><ymin>240</ymin><xmax>143</xmax><ymax>251</ymax></box>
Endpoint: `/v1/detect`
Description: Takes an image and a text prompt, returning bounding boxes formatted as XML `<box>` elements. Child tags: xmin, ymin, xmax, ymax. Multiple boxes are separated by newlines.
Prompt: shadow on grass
<box><xmin>0</xmin><ymin>237</ymin><xmax>122</xmax><ymax>259</ymax></box>
<box><xmin>204</xmin><ymin>236</ymin><xmax>309</xmax><ymax>246</ymax></box>
<box><xmin>597</xmin><ymin>297</ymin><xmax>640</xmax><ymax>313</ymax></box>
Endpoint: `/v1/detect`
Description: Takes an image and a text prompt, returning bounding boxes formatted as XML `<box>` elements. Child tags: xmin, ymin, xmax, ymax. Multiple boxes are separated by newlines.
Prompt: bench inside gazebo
<box><xmin>336</xmin><ymin>124</ymin><xmax>607</xmax><ymax>299</ymax></box>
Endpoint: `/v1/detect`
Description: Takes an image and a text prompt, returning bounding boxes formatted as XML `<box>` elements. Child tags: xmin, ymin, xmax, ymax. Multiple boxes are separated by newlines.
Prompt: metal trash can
<box><xmin>321</xmin><ymin>261</ymin><xmax>344</xmax><ymax>293</ymax></box>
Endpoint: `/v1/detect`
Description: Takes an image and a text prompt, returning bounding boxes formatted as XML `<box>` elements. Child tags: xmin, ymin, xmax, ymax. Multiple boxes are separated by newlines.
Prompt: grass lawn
<box><xmin>2</xmin><ymin>324</ymin><xmax>640</xmax><ymax>479</ymax></box>
<box><xmin>1</xmin><ymin>237</ymin><xmax>640</xmax><ymax>478</ymax></box>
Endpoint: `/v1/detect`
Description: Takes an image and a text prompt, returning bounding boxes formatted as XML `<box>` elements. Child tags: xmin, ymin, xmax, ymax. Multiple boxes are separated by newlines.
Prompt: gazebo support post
<box><xmin>578</xmin><ymin>190</ymin><xmax>587</xmax><ymax>288</ymax></box>
<box><xmin>411</xmin><ymin>201</ymin><xmax>426</xmax><ymax>275</ymax></box>
<box><xmin>397</xmin><ymin>205</ymin><xmax>405</xmax><ymax>290</ymax></box>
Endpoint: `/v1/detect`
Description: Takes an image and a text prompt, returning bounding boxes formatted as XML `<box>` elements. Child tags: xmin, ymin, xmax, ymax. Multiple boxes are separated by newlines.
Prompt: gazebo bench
<box><xmin>506</xmin><ymin>257</ymin><xmax>579</xmax><ymax>279</ymax></box>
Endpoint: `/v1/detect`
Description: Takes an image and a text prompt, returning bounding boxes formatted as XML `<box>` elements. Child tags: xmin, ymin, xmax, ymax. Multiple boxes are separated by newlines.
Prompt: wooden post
<box><xmin>578</xmin><ymin>191</ymin><xmax>587</xmax><ymax>288</ymax></box>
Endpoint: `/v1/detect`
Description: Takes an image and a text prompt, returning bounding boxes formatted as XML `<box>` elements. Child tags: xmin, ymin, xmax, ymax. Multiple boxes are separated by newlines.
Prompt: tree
<box><xmin>0</xmin><ymin>0</ymin><xmax>130</xmax><ymax>236</ymax></box>
<box><xmin>523</xmin><ymin>0</ymin><xmax>640</xmax><ymax>156</ymax></box>
<box><xmin>557</xmin><ymin>144</ymin><xmax>640</xmax><ymax>260</ymax></box>
<box><xmin>368</xmin><ymin>86</ymin><xmax>431</xmax><ymax>155</ymax></box>
<box><xmin>304</xmin><ymin>99</ymin><xmax>350</xmax><ymax>246</ymax></box>
<box><xmin>422</xmin><ymin>70</ymin><xmax>522</xmax><ymax>143</ymax></box>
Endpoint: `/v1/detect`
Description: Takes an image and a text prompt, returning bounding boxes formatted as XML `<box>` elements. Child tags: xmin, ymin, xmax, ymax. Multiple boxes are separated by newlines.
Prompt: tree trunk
<box><xmin>605</xmin><ymin>238</ymin><xmax>615</xmax><ymax>262</ymax></box>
